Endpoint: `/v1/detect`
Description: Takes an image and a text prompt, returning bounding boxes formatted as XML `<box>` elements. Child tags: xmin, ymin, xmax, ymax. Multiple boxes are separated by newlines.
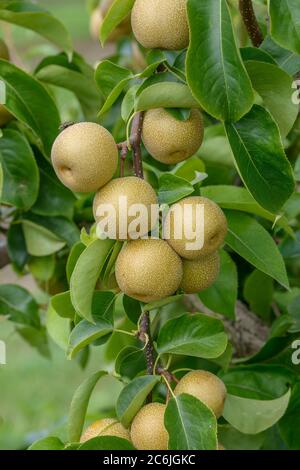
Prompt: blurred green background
<box><xmin>0</xmin><ymin>0</ymin><xmax>120</xmax><ymax>450</ymax></box>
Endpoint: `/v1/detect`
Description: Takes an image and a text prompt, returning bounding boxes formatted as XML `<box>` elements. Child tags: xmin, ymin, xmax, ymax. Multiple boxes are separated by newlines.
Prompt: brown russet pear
<box><xmin>181</xmin><ymin>252</ymin><xmax>220</xmax><ymax>294</ymax></box>
<box><xmin>174</xmin><ymin>370</ymin><xmax>227</xmax><ymax>418</ymax></box>
<box><xmin>130</xmin><ymin>403</ymin><xmax>168</xmax><ymax>450</ymax></box>
<box><xmin>93</xmin><ymin>176</ymin><xmax>158</xmax><ymax>239</ymax></box>
<box><xmin>115</xmin><ymin>239</ymin><xmax>183</xmax><ymax>303</ymax></box>
<box><xmin>164</xmin><ymin>196</ymin><xmax>227</xmax><ymax>260</ymax></box>
<box><xmin>80</xmin><ymin>418</ymin><xmax>130</xmax><ymax>443</ymax></box>
<box><xmin>142</xmin><ymin>108</ymin><xmax>203</xmax><ymax>165</ymax></box>
<box><xmin>51</xmin><ymin>122</ymin><xmax>118</xmax><ymax>193</ymax></box>
<box><xmin>90</xmin><ymin>0</ymin><xmax>131</xmax><ymax>42</ymax></box>
<box><xmin>131</xmin><ymin>0</ymin><xmax>189</xmax><ymax>50</ymax></box>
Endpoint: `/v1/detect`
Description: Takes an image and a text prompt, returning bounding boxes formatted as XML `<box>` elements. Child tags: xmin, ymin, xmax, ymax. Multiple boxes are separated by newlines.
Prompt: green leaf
<box><xmin>21</xmin><ymin>220</ymin><xmax>65</xmax><ymax>257</ymax></box>
<box><xmin>0</xmin><ymin>130</ymin><xmax>39</xmax><ymax>210</ymax></box>
<box><xmin>121</xmin><ymin>84</ymin><xmax>139</xmax><ymax>122</ymax></box>
<box><xmin>95</xmin><ymin>60</ymin><xmax>133</xmax><ymax>116</ymax></box>
<box><xmin>220</xmin><ymin>365</ymin><xmax>293</xmax><ymax>400</ymax></box>
<box><xmin>7</xmin><ymin>223</ymin><xmax>28</xmax><ymax>270</ymax></box>
<box><xmin>243</xmin><ymin>270</ymin><xmax>274</xmax><ymax>321</ymax></box>
<box><xmin>158</xmin><ymin>173</ymin><xmax>194</xmax><ymax>205</ymax></box>
<box><xmin>17</xmin><ymin>325</ymin><xmax>50</xmax><ymax>358</ymax></box>
<box><xmin>186</xmin><ymin>0</ymin><xmax>254</xmax><ymax>122</ymax></box>
<box><xmin>68</xmin><ymin>317</ymin><xmax>113</xmax><ymax>359</ymax></box>
<box><xmin>135</xmin><ymin>82</ymin><xmax>199</xmax><ymax>112</ymax></box>
<box><xmin>261</xmin><ymin>35</ymin><xmax>300</xmax><ymax>76</ymax></box>
<box><xmin>24</xmin><ymin>213</ymin><xmax>79</xmax><ymax>248</ymax></box>
<box><xmin>0</xmin><ymin>1</ymin><xmax>72</xmax><ymax>57</ymax></box>
<box><xmin>0</xmin><ymin>284</ymin><xmax>40</xmax><ymax>328</ymax></box>
<box><xmin>201</xmin><ymin>185</ymin><xmax>292</xmax><ymax>234</ymax></box>
<box><xmin>157</xmin><ymin>313</ymin><xmax>228</xmax><ymax>359</ymax></box>
<box><xmin>225</xmin><ymin>210</ymin><xmax>289</xmax><ymax>289</ymax></box>
<box><xmin>165</xmin><ymin>394</ymin><xmax>217</xmax><ymax>450</ymax></box>
<box><xmin>70</xmin><ymin>239</ymin><xmax>115</xmax><ymax>322</ymax></box>
<box><xmin>79</xmin><ymin>436</ymin><xmax>135</xmax><ymax>450</ymax></box>
<box><xmin>269</xmin><ymin>0</ymin><xmax>300</xmax><ymax>55</ymax></box>
<box><xmin>225</xmin><ymin>105</ymin><xmax>294</xmax><ymax>214</ymax></box>
<box><xmin>240</xmin><ymin>46</ymin><xmax>276</xmax><ymax>64</ymax></box>
<box><xmin>68</xmin><ymin>370</ymin><xmax>107</xmax><ymax>443</ymax></box>
<box><xmin>28</xmin><ymin>255</ymin><xmax>55</xmax><ymax>282</ymax></box>
<box><xmin>100</xmin><ymin>0</ymin><xmax>135</xmax><ymax>45</ymax></box>
<box><xmin>66</xmin><ymin>242</ymin><xmax>85</xmax><ymax>284</ymax></box>
<box><xmin>0</xmin><ymin>60</ymin><xmax>60</xmax><ymax>155</ymax></box>
<box><xmin>223</xmin><ymin>389</ymin><xmax>291</xmax><ymax>435</ymax></box>
<box><xmin>50</xmin><ymin>291</ymin><xmax>74</xmax><ymax>319</ymax></box>
<box><xmin>279</xmin><ymin>382</ymin><xmax>300</xmax><ymax>450</ymax></box>
<box><xmin>173</xmin><ymin>156</ymin><xmax>206</xmax><ymax>183</ymax></box>
<box><xmin>28</xmin><ymin>436</ymin><xmax>65</xmax><ymax>451</ymax></box>
<box><xmin>116</xmin><ymin>375</ymin><xmax>160</xmax><ymax>428</ymax></box>
<box><xmin>142</xmin><ymin>294</ymin><xmax>184</xmax><ymax>312</ymax></box>
<box><xmin>115</xmin><ymin>346</ymin><xmax>146</xmax><ymax>379</ymax></box>
<box><xmin>123</xmin><ymin>295</ymin><xmax>142</xmax><ymax>324</ymax></box>
<box><xmin>199</xmin><ymin>250</ymin><xmax>237</xmax><ymax>320</ymax></box>
<box><xmin>244</xmin><ymin>61</ymin><xmax>298</xmax><ymax>137</ymax></box>
<box><xmin>46</xmin><ymin>302</ymin><xmax>71</xmax><ymax>351</ymax></box>
<box><xmin>36</xmin><ymin>59</ymin><xmax>102</xmax><ymax>120</ymax></box>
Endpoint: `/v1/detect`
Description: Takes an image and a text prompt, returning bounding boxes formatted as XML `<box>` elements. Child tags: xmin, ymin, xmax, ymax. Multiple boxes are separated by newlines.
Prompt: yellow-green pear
<box><xmin>174</xmin><ymin>370</ymin><xmax>227</xmax><ymax>418</ymax></box>
<box><xmin>181</xmin><ymin>252</ymin><xmax>220</xmax><ymax>294</ymax></box>
<box><xmin>130</xmin><ymin>403</ymin><xmax>168</xmax><ymax>450</ymax></box>
<box><xmin>131</xmin><ymin>0</ymin><xmax>189</xmax><ymax>50</ymax></box>
<box><xmin>164</xmin><ymin>196</ymin><xmax>227</xmax><ymax>260</ymax></box>
<box><xmin>51</xmin><ymin>122</ymin><xmax>118</xmax><ymax>193</ymax></box>
<box><xmin>93</xmin><ymin>176</ymin><xmax>158</xmax><ymax>240</ymax></box>
<box><xmin>142</xmin><ymin>108</ymin><xmax>203</xmax><ymax>165</ymax></box>
<box><xmin>115</xmin><ymin>239</ymin><xmax>183</xmax><ymax>303</ymax></box>
<box><xmin>80</xmin><ymin>418</ymin><xmax>130</xmax><ymax>443</ymax></box>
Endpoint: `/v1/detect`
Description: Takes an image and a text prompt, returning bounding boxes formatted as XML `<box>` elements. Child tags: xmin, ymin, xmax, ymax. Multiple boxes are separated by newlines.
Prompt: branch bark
<box><xmin>130</xmin><ymin>112</ymin><xmax>145</xmax><ymax>179</ymax></box>
<box><xmin>239</xmin><ymin>0</ymin><xmax>263</xmax><ymax>48</ymax></box>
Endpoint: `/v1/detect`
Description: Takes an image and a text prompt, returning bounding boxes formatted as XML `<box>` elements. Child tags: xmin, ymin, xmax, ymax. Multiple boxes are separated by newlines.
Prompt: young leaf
<box><xmin>186</xmin><ymin>0</ymin><xmax>254</xmax><ymax>122</ymax></box>
<box><xmin>68</xmin><ymin>370</ymin><xmax>107</xmax><ymax>443</ymax></box>
<box><xmin>46</xmin><ymin>303</ymin><xmax>71</xmax><ymax>352</ymax></box>
<box><xmin>223</xmin><ymin>389</ymin><xmax>291</xmax><ymax>434</ymax></box>
<box><xmin>21</xmin><ymin>220</ymin><xmax>66</xmax><ymax>257</ymax></box>
<box><xmin>66</xmin><ymin>242</ymin><xmax>85</xmax><ymax>284</ymax></box>
<box><xmin>244</xmin><ymin>61</ymin><xmax>298</xmax><ymax>137</ymax></box>
<box><xmin>199</xmin><ymin>250</ymin><xmax>237</xmax><ymax>320</ymax></box>
<box><xmin>0</xmin><ymin>130</ymin><xmax>39</xmax><ymax>210</ymax></box>
<box><xmin>100</xmin><ymin>0</ymin><xmax>135</xmax><ymax>45</ymax></box>
<box><xmin>0</xmin><ymin>60</ymin><xmax>60</xmax><ymax>155</ymax></box>
<box><xmin>225</xmin><ymin>105</ymin><xmax>294</xmax><ymax>214</ymax></box>
<box><xmin>165</xmin><ymin>394</ymin><xmax>217</xmax><ymax>450</ymax></box>
<box><xmin>157</xmin><ymin>313</ymin><xmax>228</xmax><ymax>359</ymax></box>
<box><xmin>158</xmin><ymin>173</ymin><xmax>194</xmax><ymax>205</ymax></box>
<box><xmin>70</xmin><ymin>239</ymin><xmax>115</xmax><ymax>322</ymax></box>
<box><xmin>0</xmin><ymin>2</ymin><xmax>72</xmax><ymax>57</ymax></box>
<box><xmin>68</xmin><ymin>318</ymin><xmax>113</xmax><ymax>359</ymax></box>
<box><xmin>225</xmin><ymin>210</ymin><xmax>289</xmax><ymax>289</ymax></box>
<box><xmin>78</xmin><ymin>436</ymin><xmax>135</xmax><ymax>450</ymax></box>
<box><xmin>269</xmin><ymin>0</ymin><xmax>300</xmax><ymax>55</ymax></box>
<box><xmin>135</xmin><ymin>83</ymin><xmax>199</xmax><ymax>112</ymax></box>
<box><xmin>116</xmin><ymin>375</ymin><xmax>160</xmax><ymax>428</ymax></box>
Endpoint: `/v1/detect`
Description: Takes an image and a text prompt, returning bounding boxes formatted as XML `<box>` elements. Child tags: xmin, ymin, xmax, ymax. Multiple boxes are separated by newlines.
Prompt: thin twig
<box><xmin>239</xmin><ymin>0</ymin><xmax>263</xmax><ymax>47</ymax></box>
<box><xmin>117</xmin><ymin>142</ymin><xmax>129</xmax><ymax>177</ymax></box>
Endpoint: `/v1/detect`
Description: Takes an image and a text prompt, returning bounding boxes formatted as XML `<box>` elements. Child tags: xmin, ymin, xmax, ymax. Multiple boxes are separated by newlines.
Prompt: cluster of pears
<box><xmin>51</xmin><ymin>113</ymin><xmax>226</xmax><ymax>301</ymax></box>
<box><xmin>80</xmin><ymin>370</ymin><xmax>227</xmax><ymax>450</ymax></box>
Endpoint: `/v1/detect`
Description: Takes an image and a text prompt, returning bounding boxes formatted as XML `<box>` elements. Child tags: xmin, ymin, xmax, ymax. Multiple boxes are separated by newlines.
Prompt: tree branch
<box><xmin>239</xmin><ymin>0</ymin><xmax>263</xmax><ymax>48</ymax></box>
<box><xmin>130</xmin><ymin>112</ymin><xmax>145</xmax><ymax>179</ymax></box>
